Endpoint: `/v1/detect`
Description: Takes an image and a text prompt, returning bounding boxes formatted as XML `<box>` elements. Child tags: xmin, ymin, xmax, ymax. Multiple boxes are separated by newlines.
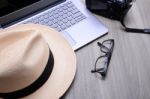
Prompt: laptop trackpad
<box><xmin>66</xmin><ymin>19</ymin><xmax>107</xmax><ymax>43</ymax></box>
<box><xmin>62</xmin><ymin>31</ymin><xmax>76</xmax><ymax>47</ymax></box>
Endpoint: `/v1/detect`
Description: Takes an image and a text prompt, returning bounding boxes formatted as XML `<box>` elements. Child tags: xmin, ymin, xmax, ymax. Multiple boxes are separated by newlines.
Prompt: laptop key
<box><xmin>22</xmin><ymin>1</ymin><xmax>87</xmax><ymax>32</ymax></box>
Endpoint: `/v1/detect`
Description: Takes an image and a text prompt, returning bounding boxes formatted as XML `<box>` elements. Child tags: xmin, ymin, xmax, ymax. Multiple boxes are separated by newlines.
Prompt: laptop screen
<box><xmin>0</xmin><ymin>0</ymin><xmax>40</xmax><ymax>17</ymax></box>
<box><xmin>0</xmin><ymin>0</ymin><xmax>65</xmax><ymax>27</ymax></box>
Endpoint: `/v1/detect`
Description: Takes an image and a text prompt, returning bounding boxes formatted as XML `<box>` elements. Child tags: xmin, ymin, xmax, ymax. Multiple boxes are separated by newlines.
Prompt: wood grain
<box><xmin>62</xmin><ymin>0</ymin><xmax>150</xmax><ymax>99</ymax></box>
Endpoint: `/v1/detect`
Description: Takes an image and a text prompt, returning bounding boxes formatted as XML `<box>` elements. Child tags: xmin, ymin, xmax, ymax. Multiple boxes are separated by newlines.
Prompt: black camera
<box><xmin>86</xmin><ymin>0</ymin><xmax>150</xmax><ymax>34</ymax></box>
<box><xmin>86</xmin><ymin>0</ymin><xmax>133</xmax><ymax>20</ymax></box>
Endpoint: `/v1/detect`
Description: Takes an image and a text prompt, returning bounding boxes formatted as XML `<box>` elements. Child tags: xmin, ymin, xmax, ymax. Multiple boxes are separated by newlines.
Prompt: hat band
<box><xmin>0</xmin><ymin>50</ymin><xmax>54</xmax><ymax>98</ymax></box>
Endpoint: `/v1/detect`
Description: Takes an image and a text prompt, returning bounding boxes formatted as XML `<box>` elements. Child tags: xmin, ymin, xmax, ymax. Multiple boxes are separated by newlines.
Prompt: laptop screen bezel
<box><xmin>0</xmin><ymin>0</ymin><xmax>65</xmax><ymax>27</ymax></box>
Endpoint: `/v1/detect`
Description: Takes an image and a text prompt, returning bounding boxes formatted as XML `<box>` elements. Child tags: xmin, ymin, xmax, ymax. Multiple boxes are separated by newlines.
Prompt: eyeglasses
<box><xmin>91</xmin><ymin>39</ymin><xmax>114</xmax><ymax>78</ymax></box>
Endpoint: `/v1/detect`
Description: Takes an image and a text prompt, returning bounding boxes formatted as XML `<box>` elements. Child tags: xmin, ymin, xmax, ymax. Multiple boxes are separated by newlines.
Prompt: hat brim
<box><xmin>4</xmin><ymin>24</ymin><xmax>76</xmax><ymax>99</ymax></box>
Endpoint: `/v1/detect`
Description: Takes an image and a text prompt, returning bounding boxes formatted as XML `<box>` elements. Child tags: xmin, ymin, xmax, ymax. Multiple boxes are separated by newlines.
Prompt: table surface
<box><xmin>61</xmin><ymin>0</ymin><xmax>150</xmax><ymax>99</ymax></box>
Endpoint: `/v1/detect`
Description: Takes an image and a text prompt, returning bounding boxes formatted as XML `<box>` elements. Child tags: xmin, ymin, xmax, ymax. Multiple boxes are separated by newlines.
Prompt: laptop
<box><xmin>0</xmin><ymin>0</ymin><xmax>108</xmax><ymax>50</ymax></box>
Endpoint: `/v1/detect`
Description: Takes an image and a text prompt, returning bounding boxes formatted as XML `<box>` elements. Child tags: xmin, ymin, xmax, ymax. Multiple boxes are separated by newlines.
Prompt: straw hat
<box><xmin>0</xmin><ymin>24</ymin><xmax>76</xmax><ymax>99</ymax></box>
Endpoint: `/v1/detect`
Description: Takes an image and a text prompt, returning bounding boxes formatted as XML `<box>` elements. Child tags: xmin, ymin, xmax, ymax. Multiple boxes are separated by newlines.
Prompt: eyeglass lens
<box><xmin>101</xmin><ymin>40</ymin><xmax>113</xmax><ymax>53</ymax></box>
<box><xmin>95</xmin><ymin>56</ymin><xmax>108</xmax><ymax>72</ymax></box>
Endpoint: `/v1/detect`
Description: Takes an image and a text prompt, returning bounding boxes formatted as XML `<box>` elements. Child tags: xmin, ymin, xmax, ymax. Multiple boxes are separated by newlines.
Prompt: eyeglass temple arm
<box><xmin>91</xmin><ymin>68</ymin><xmax>104</xmax><ymax>73</ymax></box>
<box><xmin>91</xmin><ymin>68</ymin><xmax>107</xmax><ymax>77</ymax></box>
<box><xmin>97</xmin><ymin>42</ymin><xmax>110</xmax><ymax>51</ymax></box>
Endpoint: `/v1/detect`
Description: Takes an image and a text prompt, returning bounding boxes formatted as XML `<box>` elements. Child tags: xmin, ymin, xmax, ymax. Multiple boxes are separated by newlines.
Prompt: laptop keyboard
<box><xmin>22</xmin><ymin>1</ymin><xmax>87</xmax><ymax>32</ymax></box>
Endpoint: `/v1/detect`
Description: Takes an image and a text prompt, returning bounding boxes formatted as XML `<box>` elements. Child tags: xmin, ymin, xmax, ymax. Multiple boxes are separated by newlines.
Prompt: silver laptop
<box><xmin>0</xmin><ymin>0</ymin><xmax>108</xmax><ymax>50</ymax></box>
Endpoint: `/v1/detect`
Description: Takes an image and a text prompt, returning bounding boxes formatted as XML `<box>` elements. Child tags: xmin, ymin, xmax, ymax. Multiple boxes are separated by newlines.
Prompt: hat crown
<box><xmin>0</xmin><ymin>24</ymin><xmax>76</xmax><ymax>99</ymax></box>
<box><xmin>0</xmin><ymin>30</ymin><xmax>49</xmax><ymax>93</ymax></box>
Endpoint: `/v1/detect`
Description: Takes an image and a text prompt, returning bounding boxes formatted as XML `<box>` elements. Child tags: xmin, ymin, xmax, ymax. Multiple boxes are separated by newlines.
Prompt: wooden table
<box><xmin>62</xmin><ymin>0</ymin><xmax>150</xmax><ymax>99</ymax></box>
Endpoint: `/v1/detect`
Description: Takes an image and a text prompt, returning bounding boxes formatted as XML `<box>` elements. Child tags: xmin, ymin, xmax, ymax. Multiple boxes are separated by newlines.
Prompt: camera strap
<box><xmin>120</xmin><ymin>10</ymin><xmax>150</xmax><ymax>34</ymax></box>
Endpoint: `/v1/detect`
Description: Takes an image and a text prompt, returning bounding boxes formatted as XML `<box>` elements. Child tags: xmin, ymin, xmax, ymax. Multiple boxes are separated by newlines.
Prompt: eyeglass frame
<box><xmin>91</xmin><ymin>39</ymin><xmax>114</xmax><ymax>78</ymax></box>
